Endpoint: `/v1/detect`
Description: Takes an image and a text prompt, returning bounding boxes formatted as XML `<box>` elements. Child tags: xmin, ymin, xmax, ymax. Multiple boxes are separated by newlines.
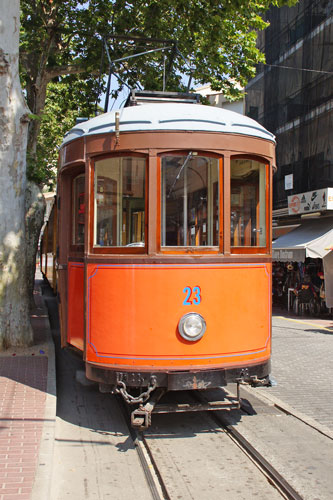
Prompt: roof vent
<box><xmin>76</xmin><ymin>117</ymin><xmax>89</xmax><ymax>124</ymax></box>
<box><xmin>125</xmin><ymin>90</ymin><xmax>201</xmax><ymax>107</ymax></box>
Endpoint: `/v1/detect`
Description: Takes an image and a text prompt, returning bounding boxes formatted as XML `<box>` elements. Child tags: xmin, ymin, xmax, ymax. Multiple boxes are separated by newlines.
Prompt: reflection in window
<box><xmin>73</xmin><ymin>175</ymin><xmax>85</xmax><ymax>245</ymax></box>
<box><xmin>230</xmin><ymin>159</ymin><xmax>266</xmax><ymax>247</ymax></box>
<box><xmin>94</xmin><ymin>157</ymin><xmax>146</xmax><ymax>247</ymax></box>
<box><xmin>161</xmin><ymin>153</ymin><xmax>219</xmax><ymax>247</ymax></box>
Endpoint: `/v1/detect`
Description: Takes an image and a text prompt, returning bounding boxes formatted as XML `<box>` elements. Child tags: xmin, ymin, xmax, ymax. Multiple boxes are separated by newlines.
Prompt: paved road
<box><xmin>255</xmin><ymin>313</ymin><xmax>333</xmax><ymax>431</ymax></box>
<box><xmin>45</xmin><ymin>293</ymin><xmax>333</xmax><ymax>499</ymax></box>
<box><xmin>45</xmin><ymin>294</ymin><xmax>153</xmax><ymax>500</ymax></box>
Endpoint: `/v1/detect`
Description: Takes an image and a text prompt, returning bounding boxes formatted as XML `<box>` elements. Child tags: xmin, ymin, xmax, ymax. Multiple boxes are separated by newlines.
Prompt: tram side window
<box><xmin>73</xmin><ymin>175</ymin><xmax>85</xmax><ymax>245</ymax></box>
<box><xmin>94</xmin><ymin>157</ymin><xmax>146</xmax><ymax>247</ymax></box>
<box><xmin>230</xmin><ymin>159</ymin><xmax>266</xmax><ymax>247</ymax></box>
<box><xmin>161</xmin><ymin>154</ymin><xmax>219</xmax><ymax>247</ymax></box>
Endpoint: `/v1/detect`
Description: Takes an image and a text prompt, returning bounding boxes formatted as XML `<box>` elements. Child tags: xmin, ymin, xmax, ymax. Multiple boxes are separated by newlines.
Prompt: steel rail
<box><xmin>198</xmin><ymin>394</ymin><xmax>304</xmax><ymax>500</ymax></box>
<box><xmin>118</xmin><ymin>388</ymin><xmax>303</xmax><ymax>499</ymax></box>
<box><xmin>116</xmin><ymin>395</ymin><xmax>169</xmax><ymax>500</ymax></box>
<box><xmin>223</xmin><ymin>421</ymin><xmax>303</xmax><ymax>500</ymax></box>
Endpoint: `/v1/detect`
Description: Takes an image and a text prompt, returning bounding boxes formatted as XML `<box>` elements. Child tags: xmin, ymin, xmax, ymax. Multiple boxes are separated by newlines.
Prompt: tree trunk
<box><xmin>26</xmin><ymin>75</ymin><xmax>48</xmax><ymax>157</ymax></box>
<box><xmin>25</xmin><ymin>182</ymin><xmax>46</xmax><ymax>309</ymax></box>
<box><xmin>0</xmin><ymin>1</ymin><xmax>33</xmax><ymax>349</ymax></box>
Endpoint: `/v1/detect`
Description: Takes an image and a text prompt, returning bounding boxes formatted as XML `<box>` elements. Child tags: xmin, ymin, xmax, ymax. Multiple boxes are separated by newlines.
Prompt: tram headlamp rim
<box><xmin>178</xmin><ymin>312</ymin><xmax>206</xmax><ymax>342</ymax></box>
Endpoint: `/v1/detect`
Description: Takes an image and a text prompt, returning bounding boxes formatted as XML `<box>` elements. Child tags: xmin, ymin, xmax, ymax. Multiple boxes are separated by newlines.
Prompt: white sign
<box><xmin>285</xmin><ymin>174</ymin><xmax>293</xmax><ymax>190</ymax></box>
<box><xmin>272</xmin><ymin>249</ymin><xmax>305</xmax><ymax>262</ymax></box>
<box><xmin>288</xmin><ymin>188</ymin><xmax>333</xmax><ymax>215</ymax></box>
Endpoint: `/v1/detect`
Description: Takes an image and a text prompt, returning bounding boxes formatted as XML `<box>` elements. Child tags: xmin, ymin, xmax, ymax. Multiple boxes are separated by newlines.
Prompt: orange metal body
<box><xmin>67</xmin><ymin>262</ymin><xmax>84</xmax><ymax>350</ymax></box>
<box><xmin>66</xmin><ymin>262</ymin><xmax>271</xmax><ymax>370</ymax></box>
<box><xmin>56</xmin><ymin>107</ymin><xmax>275</xmax><ymax>388</ymax></box>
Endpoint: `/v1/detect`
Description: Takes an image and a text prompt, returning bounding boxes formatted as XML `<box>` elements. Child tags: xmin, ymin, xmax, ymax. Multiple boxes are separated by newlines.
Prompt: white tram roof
<box><xmin>62</xmin><ymin>103</ymin><xmax>275</xmax><ymax>146</ymax></box>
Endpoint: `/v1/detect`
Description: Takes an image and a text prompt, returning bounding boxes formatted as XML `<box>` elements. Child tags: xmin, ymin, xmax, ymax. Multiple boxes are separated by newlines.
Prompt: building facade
<box><xmin>195</xmin><ymin>84</ymin><xmax>244</xmax><ymax>114</ymax></box>
<box><xmin>245</xmin><ymin>0</ymin><xmax>333</xmax><ymax>229</ymax></box>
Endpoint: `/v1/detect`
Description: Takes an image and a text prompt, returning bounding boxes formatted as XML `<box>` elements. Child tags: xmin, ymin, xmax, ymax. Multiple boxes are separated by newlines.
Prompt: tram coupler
<box><xmin>131</xmin><ymin>388</ymin><xmax>166</xmax><ymax>429</ymax></box>
<box><xmin>249</xmin><ymin>375</ymin><xmax>271</xmax><ymax>387</ymax></box>
<box><xmin>237</xmin><ymin>370</ymin><xmax>271</xmax><ymax>387</ymax></box>
<box><xmin>116</xmin><ymin>375</ymin><xmax>157</xmax><ymax>405</ymax></box>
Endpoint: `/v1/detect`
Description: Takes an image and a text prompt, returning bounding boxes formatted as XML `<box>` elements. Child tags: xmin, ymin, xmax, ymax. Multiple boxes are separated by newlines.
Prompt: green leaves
<box><xmin>20</xmin><ymin>0</ymin><xmax>298</xmax><ymax>186</ymax></box>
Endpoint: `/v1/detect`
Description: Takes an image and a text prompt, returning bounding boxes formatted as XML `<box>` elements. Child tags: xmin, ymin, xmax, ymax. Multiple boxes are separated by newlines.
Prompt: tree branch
<box><xmin>46</xmin><ymin>64</ymin><xmax>97</xmax><ymax>80</ymax></box>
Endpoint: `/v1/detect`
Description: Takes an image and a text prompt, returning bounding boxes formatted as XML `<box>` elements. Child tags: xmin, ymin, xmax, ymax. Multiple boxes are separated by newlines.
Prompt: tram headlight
<box><xmin>178</xmin><ymin>313</ymin><xmax>206</xmax><ymax>341</ymax></box>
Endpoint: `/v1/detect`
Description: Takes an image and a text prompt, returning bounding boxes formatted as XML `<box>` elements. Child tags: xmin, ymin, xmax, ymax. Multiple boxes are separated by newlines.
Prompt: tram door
<box><xmin>58</xmin><ymin>169</ymin><xmax>85</xmax><ymax>351</ymax></box>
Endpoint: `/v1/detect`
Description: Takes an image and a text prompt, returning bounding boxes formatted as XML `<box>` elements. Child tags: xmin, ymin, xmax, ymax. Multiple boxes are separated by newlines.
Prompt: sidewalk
<box><xmin>257</xmin><ymin>306</ymin><xmax>333</xmax><ymax>432</ymax></box>
<box><xmin>273</xmin><ymin>305</ymin><xmax>333</xmax><ymax>332</ymax></box>
<box><xmin>0</xmin><ymin>274</ymin><xmax>56</xmax><ymax>500</ymax></box>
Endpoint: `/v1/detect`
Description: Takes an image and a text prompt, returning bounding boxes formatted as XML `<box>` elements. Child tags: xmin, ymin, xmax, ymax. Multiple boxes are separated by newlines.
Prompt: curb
<box><xmin>273</xmin><ymin>311</ymin><xmax>333</xmax><ymax>332</ymax></box>
<box><xmin>31</xmin><ymin>280</ymin><xmax>57</xmax><ymax>500</ymax></box>
<box><xmin>240</xmin><ymin>383</ymin><xmax>333</xmax><ymax>441</ymax></box>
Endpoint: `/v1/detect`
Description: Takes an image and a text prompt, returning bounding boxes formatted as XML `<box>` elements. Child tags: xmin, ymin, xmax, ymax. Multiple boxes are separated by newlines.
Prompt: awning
<box><xmin>272</xmin><ymin>217</ymin><xmax>333</xmax><ymax>262</ymax></box>
<box><xmin>323</xmin><ymin>251</ymin><xmax>333</xmax><ymax>308</ymax></box>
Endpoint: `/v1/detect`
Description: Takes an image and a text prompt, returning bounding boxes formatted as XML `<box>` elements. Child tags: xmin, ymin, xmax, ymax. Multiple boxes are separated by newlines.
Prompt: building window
<box><xmin>161</xmin><ymin>153</ymin><xmax>219</xmax><ymax>247</ymax></box>
<box><xmin>94</xmin><ymin>157</ymin><xmax>146</xmax><ymax>247</ymax></box>
<box><xmin>231</xmin><ymin>158</ymin><xmax>267</xmax><ymax>247</ymax></box>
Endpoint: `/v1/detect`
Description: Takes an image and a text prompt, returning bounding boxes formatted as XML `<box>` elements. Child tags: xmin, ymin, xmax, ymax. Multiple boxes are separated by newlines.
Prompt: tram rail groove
<box><xmin>117</xmin><ymin>388</ymin><xmax>303</xmax><ymax>500</ymax></box>
<box><xmin>220</xmin><ymin>419</ymin><xmax>303</xmax><ymax>500</ymax></box>
<box><xmin>116</xmin><ymin>395</ymin><xmax>169</xmax><ymax>500</ymax></box>
<box><xmin>195</xmin><ymin>391</ymin><xmax>304</xmax><ymax>500</ymax></box>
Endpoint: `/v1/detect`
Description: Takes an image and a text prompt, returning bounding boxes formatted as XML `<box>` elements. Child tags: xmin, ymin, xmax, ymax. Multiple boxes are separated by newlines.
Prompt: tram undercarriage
<box><xmin>87</xmin><ymin>361</ymin><xmax>271</xmax><ymax>428</ymax></box>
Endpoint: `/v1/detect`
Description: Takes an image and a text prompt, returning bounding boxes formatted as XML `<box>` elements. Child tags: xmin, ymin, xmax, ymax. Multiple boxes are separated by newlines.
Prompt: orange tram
<box><xmin>42</xmin><ymin>91</ymin><xmax>276</xmax><ymax>427</ymax></box>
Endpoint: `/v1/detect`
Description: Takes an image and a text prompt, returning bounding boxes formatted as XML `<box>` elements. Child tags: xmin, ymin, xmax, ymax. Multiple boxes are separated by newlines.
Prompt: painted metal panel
<box><xmin>67</xmin><ymin>262</ymin><xmax>84</xmax><ymax>350</ymax></box>
<box><xmin>85</xmin><ymin>263</ymin><xmax>271</xmax><ymax>369</ymax></box>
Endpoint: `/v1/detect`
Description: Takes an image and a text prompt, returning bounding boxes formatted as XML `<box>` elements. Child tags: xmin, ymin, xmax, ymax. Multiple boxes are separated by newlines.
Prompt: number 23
<box><xmin>183</xmin><ymin>286</ymin><xmax>201</xmax><ymax>305</ymax></box>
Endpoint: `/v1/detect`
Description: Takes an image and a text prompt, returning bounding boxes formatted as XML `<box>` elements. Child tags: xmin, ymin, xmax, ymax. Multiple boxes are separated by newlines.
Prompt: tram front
<box><xmin>57</xmin><ymin>94</ymin><xmax>275</xmax><ymax>426</ymax></box>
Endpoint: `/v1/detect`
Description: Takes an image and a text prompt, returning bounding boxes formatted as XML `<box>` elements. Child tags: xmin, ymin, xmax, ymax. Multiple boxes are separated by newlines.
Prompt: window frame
<box><xmin>72</xmin><ymin>174</ymin><xmax>86</xmax><ymax>248</ymax></box>
<box><xmin>89</xmin><ymin>153</ymin><xmax>149</xmax><ymax>255</ymax></box>
<box><xmin>69</xmin><ymin>167</ymin><xmax>85</xmax><ymax>254</ymax></box>
<box><xmin>230</xmin><ymin>154</ymin><xmax>270</xmax><ymax>255</ymax></box>
<box><xmin>157</xmin><ymin>151</ymin><xmax>224</xmax><ymax>255</ymax></box>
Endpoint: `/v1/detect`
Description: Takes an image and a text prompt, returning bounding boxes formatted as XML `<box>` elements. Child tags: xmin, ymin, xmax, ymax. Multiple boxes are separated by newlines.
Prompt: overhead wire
<box><xmin>264</xmin><ymin>63</ymin><xmax>333</xmax><ymax>75</ymax></box>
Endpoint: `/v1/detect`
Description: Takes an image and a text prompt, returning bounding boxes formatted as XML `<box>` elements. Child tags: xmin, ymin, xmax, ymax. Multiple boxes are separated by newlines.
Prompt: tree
<box><xmin>20</xmin><ymin>0</ymin><xmax>298</xmax><ymax>182</ymax></box>
<box><xmin>0</xmin><ymin>0</ymin><xmax>33</xmax><ymax>349</ymax></box>
<box><xmin>1</xmin><ymin>0</ymin><xmax>298</xmax><ymax>349</ymax></box>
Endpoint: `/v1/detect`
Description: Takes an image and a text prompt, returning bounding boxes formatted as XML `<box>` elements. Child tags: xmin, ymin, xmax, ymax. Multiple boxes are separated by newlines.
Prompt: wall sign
<box><xmin>288</xmin><ymin>187</ymin><xmax>333</xmax><ymax>215</ymax></box>
<box><xmin>285</xmin><ymin>174</ymin><xmax>293</xmax><ymax>190</ymax></box>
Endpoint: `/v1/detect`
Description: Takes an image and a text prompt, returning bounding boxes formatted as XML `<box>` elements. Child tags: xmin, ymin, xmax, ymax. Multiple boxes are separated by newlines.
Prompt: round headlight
<box><xmin>178</xmin><ymin>313</ymin><xmax>206</xmax><ymax>341</ymax></box>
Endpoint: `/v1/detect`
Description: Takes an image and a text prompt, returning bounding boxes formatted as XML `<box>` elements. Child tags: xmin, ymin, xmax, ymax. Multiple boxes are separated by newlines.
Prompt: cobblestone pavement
<box><xmin>256</xmin><ymin>312</ymin><xmax>333</xmax><ymax>431</ymax></box>
<box><xmin>0</xmin><ymin>277</ymin><xmax>55</xmax><ymax>500</ymax></box>
<box><xmin>1</xmin><ymin>279</ymin><xmax>332</xmax><ymax>500</ymax></box>
<box><xmin>0</xmin><ymin>358</ymin><xmax>47</xmax><ymax>499</ymax></box>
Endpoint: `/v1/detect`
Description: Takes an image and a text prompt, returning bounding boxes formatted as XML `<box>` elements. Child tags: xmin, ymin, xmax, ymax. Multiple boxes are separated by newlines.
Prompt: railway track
<box><xmin>116</xmin><ymin>395</ymin><xmax>169</xmax><ymax>500</ymax></box>
<box><xmin>116</xmin><ymin>390</ymin><xmax>304</xmax><ymax>500</ymax></box>
<box><xmin>203</xmin><ymin>396</ymin><xmax>303</xmax><ymax>500</ymax></box>
<box><xmin>46</xmin><ymin>284</ymin><xmax>332</xmax><ymax>500</ymax></box>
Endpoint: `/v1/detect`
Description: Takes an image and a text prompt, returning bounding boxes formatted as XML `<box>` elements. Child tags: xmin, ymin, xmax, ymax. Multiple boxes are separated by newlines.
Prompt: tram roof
<box><xmin>61</xmin><ymin>103</ymin><xmax>275</xmax><ymax>146</ymax></box>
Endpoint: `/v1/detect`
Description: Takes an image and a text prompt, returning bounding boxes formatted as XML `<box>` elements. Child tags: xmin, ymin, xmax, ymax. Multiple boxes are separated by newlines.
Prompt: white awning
<box><xmin>272</xmin><ymin>217</ymin><xmax>333</xmax><ymax>262</ymax></box>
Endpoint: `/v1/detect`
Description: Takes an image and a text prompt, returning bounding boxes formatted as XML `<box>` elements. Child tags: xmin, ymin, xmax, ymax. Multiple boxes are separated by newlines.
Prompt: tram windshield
<box><xmin>230</xmin><ymin>158</ymin><xmax>267</xmax><ymax>247</ymax></box>
<box><xmin>161</xmin><ymin>154</ymin><xmax>219</xmax><ymax>247</ymax></box>
<box><xmin>94</xmin><ymin>157</ymin><xmax>146</xmax><ymax>247</ymax></box>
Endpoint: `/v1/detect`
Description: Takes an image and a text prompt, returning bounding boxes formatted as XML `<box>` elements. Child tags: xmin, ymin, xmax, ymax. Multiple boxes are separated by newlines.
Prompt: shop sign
<box><xmin>272</xmin><ymin>248</ymin><xmax>306</xmax><ymax>262</ymax></box>
<box><xmin>273</xmin><ymin>249</ymin><xmax>293</xmax><ymax>260</ymax></box>
<box><xmin>288</xmin><ymin>188</ymin><xmax>333</xmax><ymax>215</ymax></box>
